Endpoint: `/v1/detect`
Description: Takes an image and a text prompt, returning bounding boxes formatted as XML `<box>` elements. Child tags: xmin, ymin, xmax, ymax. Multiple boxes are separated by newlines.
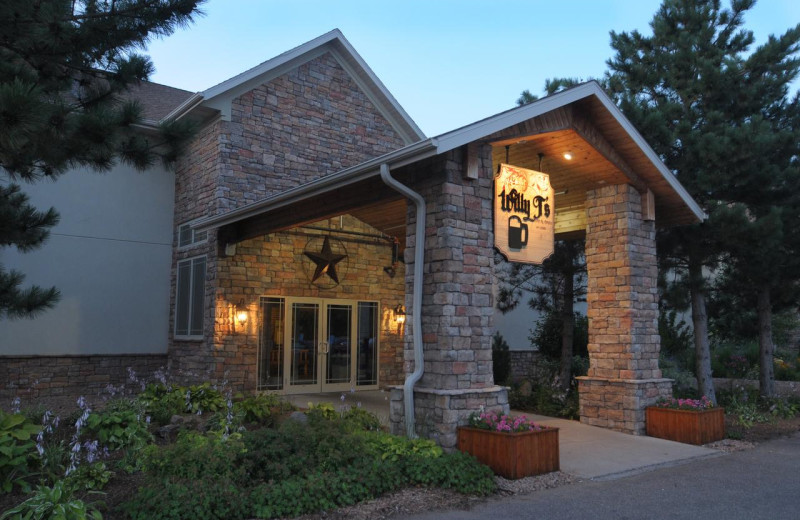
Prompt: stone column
<box><xmin>577</xmin><ymin>184</ymin><xmax>671</xmax><ymax>434</ymax></box>
<box><xmin>389</xmin><ymin>147</ymin><xmax>509</xmax><ymax>449</ymax></box>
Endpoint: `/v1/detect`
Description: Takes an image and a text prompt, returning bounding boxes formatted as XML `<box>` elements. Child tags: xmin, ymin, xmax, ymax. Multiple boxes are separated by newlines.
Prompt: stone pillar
<box><xmin>389</xmin><ymin>147</ymin><xmax>509</xmax><ymax>449</ymax></box>
<box><xmin>577</xmin><ymin>184</ymin><xmax>671</xmax><ymax>434</ymax></box>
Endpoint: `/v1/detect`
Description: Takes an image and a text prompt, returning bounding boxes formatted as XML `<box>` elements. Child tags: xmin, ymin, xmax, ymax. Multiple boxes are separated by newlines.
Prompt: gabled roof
<box><xmin>194</xmin><ymin>81</ymin><xmax>705</xmax><ymax>235</ymax></box>
<box><xmin>198</xmin><ymin>29</ymin><xmax>425</xmax><ymax>144</ymax></box>
<box><xmin>121</xmin><ymin>81</ymin><xmax>195</xmax><ymax>123</ymax></box>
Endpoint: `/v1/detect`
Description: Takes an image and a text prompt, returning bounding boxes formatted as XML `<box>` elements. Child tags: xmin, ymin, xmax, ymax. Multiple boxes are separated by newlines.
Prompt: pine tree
<box><xmin>0</xmin><ymin>0</ymin><xmax>203</xmax><ymax>319</ymax></box>
<box><xmin>605</xmin><ymin>0</ymin><xmax>800</xmax><ymax>399</ymax></box>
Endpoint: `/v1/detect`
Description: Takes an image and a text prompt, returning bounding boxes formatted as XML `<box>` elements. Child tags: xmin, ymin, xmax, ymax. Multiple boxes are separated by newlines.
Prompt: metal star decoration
<box><xmin>303</xmin><ymin>236</ymin><xmax>348</xmax><ymax>284</ymax></box>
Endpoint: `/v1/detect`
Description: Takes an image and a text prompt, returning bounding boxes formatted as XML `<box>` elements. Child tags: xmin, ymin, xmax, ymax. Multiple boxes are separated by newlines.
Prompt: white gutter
<box><xmin>379</xmin><ymin>163</ymin><xmax>425</xmax><ymax>439</ymax></box>
<box><xmin>161</xmin><ymin>92</ymin><xmax>206</xmax><ymax>122</ymax></box>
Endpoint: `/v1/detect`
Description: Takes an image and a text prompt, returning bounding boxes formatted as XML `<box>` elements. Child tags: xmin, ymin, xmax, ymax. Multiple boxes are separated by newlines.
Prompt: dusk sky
<box><xmin>145</xmin><ymin>0</ymin><xmax>800</xmax><ymax>136</ymax></box>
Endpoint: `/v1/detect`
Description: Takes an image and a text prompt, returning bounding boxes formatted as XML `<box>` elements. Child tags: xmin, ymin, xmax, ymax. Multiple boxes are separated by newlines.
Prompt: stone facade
<box><xmin>169</xmin><ymin>53</ymin><xmax>408</xmax><ymax>388</ymax></box>
<box><xmin>509</xmin><ymin>350</ymin><xmax>546</xmax><ymax>382</ymax></box>
<box><xmin>0</xmin><ymin>354</ymin><xmax>167</xmax><ymax>400</ymax></box>
<box><xmin>204</xmin><ymin>215</ymin><xmax>405</xmax><ymax>391</ymax></box>
<box><xmin>389</xmin><ymin>145</ymin><xmax>509</xmax><ymax>449</ymax></box>
<box><xmin>577</xmin><ymin>184</ymin><xmax>671</xmax><ymax>434</ymax></box>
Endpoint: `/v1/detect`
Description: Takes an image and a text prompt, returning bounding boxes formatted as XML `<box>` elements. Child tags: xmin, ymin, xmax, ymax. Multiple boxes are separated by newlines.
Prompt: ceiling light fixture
<box><xmin>563</xmin><ymin>152</ymin><xmax>573</xmax><ymax>161</ymax></box>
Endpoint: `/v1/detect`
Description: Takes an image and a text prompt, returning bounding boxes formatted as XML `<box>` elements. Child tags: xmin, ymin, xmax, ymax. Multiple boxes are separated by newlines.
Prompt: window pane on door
<box><xmin>326</xmin><ymin>304</ymin><xmax>352</xmax><ymax>385</ymax></box>
<box><xmin>291</xmin><ymin>303</ymin><xmax>318</xmax><ymax>385</ymax></box>
<box><xmin>258</xmin><ymin>298</ymin><xmax>284</xmax><ymax>390</ymax></box>
<box><xmin>357</xmin><ymin>302</ymin><xmax>378</xmax><ymax>386</ymax></box>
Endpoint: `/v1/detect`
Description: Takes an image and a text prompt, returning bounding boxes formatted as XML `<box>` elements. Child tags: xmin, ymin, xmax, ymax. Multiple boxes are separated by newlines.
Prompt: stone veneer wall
<box><xmin>577</xmin><ymin>184</ymin><xmax>671</xmax><ymax>434</ymax></box>
<box><xmin>0</xmin><ymin>354</ymin><xmax>167</xmax><ymax>399</ymax></box>
<box><xmin>179</xmin><ymin>215</ymin><xmax>405</xmax><ymax>391</ymax></box>
<box><xmin>509</xmin><ymin>350</ymin><xmax>546</xmax><ymax>381</ymax></box>
<box><xmin>389</xmin><ymin>146</ymin><xmax>509</xmax><ymax>449</ymax></box>
<box><xmin>169</xmin><ymin>52</ymin><xmax>408</xmax><ymax>386</ymax></box>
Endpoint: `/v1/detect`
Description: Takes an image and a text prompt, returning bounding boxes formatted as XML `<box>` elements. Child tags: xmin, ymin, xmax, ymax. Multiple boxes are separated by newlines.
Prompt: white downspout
<box><xmin>380</xmin><ymin>163</ymin><xmax>425</xmax><ymax>438</ymax></box>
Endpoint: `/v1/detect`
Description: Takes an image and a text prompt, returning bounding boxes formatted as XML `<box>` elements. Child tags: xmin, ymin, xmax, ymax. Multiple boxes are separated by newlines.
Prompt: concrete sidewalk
<box><xmin>285</xmin><ymin>390</ymin><xmax>720</xmax><ymax>481</ymax></box>
<box><xmin>515</xmin><ymin>412</ymin><xmax>720</xmax><ymax>480</ymax></box>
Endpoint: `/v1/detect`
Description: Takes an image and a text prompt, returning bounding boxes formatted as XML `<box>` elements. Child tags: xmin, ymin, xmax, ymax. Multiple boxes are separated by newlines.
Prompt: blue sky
<box><xmin>145</xmin><ymin>0</ymin><xmax>800</xmax><ymax>137</ymax></box>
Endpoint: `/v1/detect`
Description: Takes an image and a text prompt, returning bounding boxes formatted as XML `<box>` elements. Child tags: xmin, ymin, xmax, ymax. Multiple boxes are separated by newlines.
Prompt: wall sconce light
<box><xmin>235</xmin><ymin>300</ymin><xmax>248</xmax><ymax>327</ymax></box>
<box><xmin>394</xmin><ymin>304</ymin><xmax>406</xmax><ymax>324</ymax></box>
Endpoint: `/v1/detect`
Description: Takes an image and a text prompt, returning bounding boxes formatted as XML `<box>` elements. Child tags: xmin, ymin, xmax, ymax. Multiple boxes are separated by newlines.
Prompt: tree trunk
<box><xmin>559</xmin><ymin>268</ymin><xmax>575</xmax><ymax>391</ymax></box>
<box><xmin>689</xmin><ymin>262</ymin><xmax>716</xmax><ymax>404</ymax></box>
<box><xmin>757</xmin><ymin>286</ymin><xmax>775</xmax><ymax>398</ymax></box>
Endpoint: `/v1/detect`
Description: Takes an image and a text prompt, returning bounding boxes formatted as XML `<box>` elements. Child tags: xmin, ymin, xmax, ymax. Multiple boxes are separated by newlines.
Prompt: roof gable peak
<box><xmin>199</xmin><ymin>29</ymin><xmax>424</xmax><ymax>144</ymax></box>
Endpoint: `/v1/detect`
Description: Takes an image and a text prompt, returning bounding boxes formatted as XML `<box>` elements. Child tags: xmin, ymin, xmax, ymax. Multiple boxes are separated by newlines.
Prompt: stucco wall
<box><xmin>0</xmin><ymin>162</ymin><xmax>175</xmax><ymax>356</ymax></box>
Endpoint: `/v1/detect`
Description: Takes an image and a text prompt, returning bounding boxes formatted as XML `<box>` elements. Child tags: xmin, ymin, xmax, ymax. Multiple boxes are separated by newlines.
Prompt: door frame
<box><xmin>273</xmin><ymin>296</ymin><xmax>379</xmax><ymax>395</ymax></box>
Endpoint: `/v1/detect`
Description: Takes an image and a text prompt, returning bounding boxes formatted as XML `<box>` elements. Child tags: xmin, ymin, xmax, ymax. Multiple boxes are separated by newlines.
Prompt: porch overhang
<box><xmin>193</xmin><ymin>81</ymin><xmax>705</xmax><ymax>245</ymax></box>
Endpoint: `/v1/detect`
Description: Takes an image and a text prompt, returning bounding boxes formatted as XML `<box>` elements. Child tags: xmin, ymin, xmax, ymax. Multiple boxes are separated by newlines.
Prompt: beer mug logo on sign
<box><xmin>507</xmin><ymin>215</ymin><xmax>528</xmax><ymax>249</ymax></box>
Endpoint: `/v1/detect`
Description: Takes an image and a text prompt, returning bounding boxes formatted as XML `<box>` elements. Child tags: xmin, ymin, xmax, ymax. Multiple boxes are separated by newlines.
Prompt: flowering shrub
<box><xmin>653</xmin><ymin>396</ymin><xmax>714</xmax><ymax>411</ymax></box>
<box><xmin>467</xmin><ymin>412</ymin><xmax>549</xmax><ymax>433</ymax></box>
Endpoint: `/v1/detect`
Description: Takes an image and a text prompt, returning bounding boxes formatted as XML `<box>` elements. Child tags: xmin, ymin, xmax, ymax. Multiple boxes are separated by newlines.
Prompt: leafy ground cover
<box><xmin>0</xmin><ymin>380</ymin><xmax>495</xmax><ymax>520</ymax></box>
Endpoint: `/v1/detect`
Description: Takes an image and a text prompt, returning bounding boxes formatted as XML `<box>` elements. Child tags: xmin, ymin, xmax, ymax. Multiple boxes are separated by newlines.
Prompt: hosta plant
<box><xmin>0</xmin><ymin>480</ymin><xmax>103</xmax><ymax>520</ymax></box>
<box><xmin>0</xmin><ymin>410</ymin><xmax>41</xmax><ymax>493</ymax></box>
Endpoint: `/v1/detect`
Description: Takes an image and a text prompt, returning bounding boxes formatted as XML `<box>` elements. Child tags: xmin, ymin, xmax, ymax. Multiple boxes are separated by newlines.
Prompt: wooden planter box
<box><xmin>645</xmin><ymin>407</ymin><xmax>725</xmax><ymax>445</ymax></box>
<box><xmin>457</xmin><ymin>426</ymin><xmax>559</xmax><ymax>479</ymax></box>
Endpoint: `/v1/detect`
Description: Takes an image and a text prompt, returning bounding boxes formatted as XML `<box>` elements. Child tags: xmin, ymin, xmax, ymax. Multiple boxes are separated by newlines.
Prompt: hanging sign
<box><xmin>494</xmin><ymin>163</ymin><xmax>554</xmax><ymax>264</ymax></box>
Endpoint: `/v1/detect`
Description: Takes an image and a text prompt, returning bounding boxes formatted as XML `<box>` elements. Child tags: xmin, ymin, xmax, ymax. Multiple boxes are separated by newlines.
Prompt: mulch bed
<box><xmin>724</xmin><ymin>414</ymin><xmax>800</xmax><ymax>443</ymax></box>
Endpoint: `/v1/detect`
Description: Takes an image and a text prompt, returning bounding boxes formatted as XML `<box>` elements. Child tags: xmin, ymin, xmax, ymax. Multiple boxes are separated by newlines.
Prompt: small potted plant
<box><xmin>457</xmin><ymin>411</ymin><xmax>559</xmax><ymax>479</ymax></box>
<box><xmin>646</xmin><ymin>396</ymin><xmax>725</xmax><ymax>445</ymax></box>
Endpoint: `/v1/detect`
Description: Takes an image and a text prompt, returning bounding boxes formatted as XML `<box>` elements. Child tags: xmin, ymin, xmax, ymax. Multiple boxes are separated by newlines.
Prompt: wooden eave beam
<box><xmin>571</xmin><ymin>108</ymin><xmax>648</xmax><ymax>194</ymax></box>
<box><xmin>484</xmin><ymin>106</ymin><xmax>575</xmax><ymax>146</ymax></box>
<box><xmin>218</xmin><ymin>181</ymin><xmax>403</xmax><ymax>252</ymax></box>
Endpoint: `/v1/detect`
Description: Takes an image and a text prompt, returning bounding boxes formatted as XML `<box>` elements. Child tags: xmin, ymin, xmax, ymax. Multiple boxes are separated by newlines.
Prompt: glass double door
<box><xmin>286</xmin><ymin>298</ymin><xmax>357</xmax><ymax>393</ymax></box>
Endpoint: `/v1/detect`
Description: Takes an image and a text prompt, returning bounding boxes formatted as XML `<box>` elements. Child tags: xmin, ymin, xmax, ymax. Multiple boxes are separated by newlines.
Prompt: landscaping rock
<box><xmin>519</xmin><ymin>380</ymin><xmax>533</xmax><ymax>397</ymax></box>
<box><xmin>158</xmin><ymin>423</ymin><xmax>180</xmax><ymax>440</ymax></box>
<box><xmin>288</xmin><ymin>411</ymin><xmax>309</xmax><ymax>425</ymax></box>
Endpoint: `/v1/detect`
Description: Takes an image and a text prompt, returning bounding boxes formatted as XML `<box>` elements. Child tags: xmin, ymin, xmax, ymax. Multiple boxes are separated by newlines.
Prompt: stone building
<box><xmin>0</xmin><ymin>30</ymin><xmax>704</xmax><ymax>445</ymax></box>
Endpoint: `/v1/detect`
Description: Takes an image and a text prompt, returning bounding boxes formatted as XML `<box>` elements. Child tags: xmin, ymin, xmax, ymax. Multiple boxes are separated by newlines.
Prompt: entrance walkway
<box><xmin>284</xmin><ymin>391</ymin><xmax>720</xmax><ymax>481</ymax></box>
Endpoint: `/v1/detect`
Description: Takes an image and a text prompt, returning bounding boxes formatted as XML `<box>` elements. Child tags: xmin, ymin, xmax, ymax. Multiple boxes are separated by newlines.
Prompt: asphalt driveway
<box><xmin>396</xmin><ymin>433</ymin><xmax>800</xmax><ymax>520</ymax></box>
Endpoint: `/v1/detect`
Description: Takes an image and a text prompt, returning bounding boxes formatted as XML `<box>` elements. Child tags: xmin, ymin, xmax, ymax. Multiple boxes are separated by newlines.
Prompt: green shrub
<box><xmin>305</xmin><ymin>401</ymin><xmax>337</xmax><ymax>420</ymax></box>
<box><xmin>184</xmin><ymin>383</ymin><xmax>226</xmax><ymax>415</ymax></box>
<box><xmin>341</xmin><ymin>407</ymin><xmax>382</xmax><ymax>432</ymax></box>
<box><xmin>84</xmin><ymin>409</ymin><xmax>152</xmax><ymax>452</ymax></box>
<box><xmin>233</xmin><ymin>394</ymin><xmax>273</xmax><ymax>425</ymax></box>
<box><xmin>774</xmin><ymin>355</ymin><xmax>800</xmax><ymax>382</ymax></box>
<box><xmin>0</xmin><ymin>410</ymin><xmax>40</xmax><ymax>493</ymax></box>
<box><xmin>66</xmin><ymin>462</ymin><xmax>113</xmax><ymax>492</ymax></box>
<box><xmin>249</xmin><ymin>460</ymin><xmax>396</xmax><ymax>519</ymax></box>
<box><xmin>136</xmin><ymin>384</ymin><xmax>185</xmax><ymax>426</ymax></box>
<box><xmin>765</xmin><ymin>397</ymin><xmax>800</xmax><ymax>419</ymax></box>
<box><xmin>660</xmin><ymin>354</ymin><xmax>700</xmax><ymax>398</ymax></box>
<box><xmin>711</xmin><ymin>342</ymin><xmax>759</xmax><ymax>379</ymax></box>
<box><xmin>492</xmin><ymin>332</ymin><xmax>511</xmax><ymax>385</ymax></box>
<box><xmin>403</xmin><ymin>451</ymin><xmax>495</xmax><ymax>495</ymax></box>
<box><xmin>658</xmin><ymin>308</ymin><xmax>693</xmax><ymax>358</ymax></box>
<box><xmin>248</xmin><ymin>450</ymin><xmax>494</xmax><ymax>519</ymax></box>
<box><xmin>530</xmin><ymin>310</ymin><xmax>588</xmax><ymax>359</ymax></box>
<box><xmin>122</xmin><ymin>477</ymin><xmax>248</xmax><ymax>520</ymax></box>
<box><xmin>141</xmin><ymin>431</ymin><xmax>246</xmax><ymax>482</ymax></box>
<box><xmin>137</xmin><ymin>382</ymin><xmax>227</xmax><ymax>422</ymax></box>
<box><xmin>718</xmin><ymin>388</ymin><xmax>769</xmax><ymax>427</ymax></box>
<box><xmin>0</xmin><ymin>480</ymin><xmax>102</xmax><ymax>520</ymax></box>
<box><xmin>363</xmin><ymin>432</ymin><xmax>442</xmax><ymax>461</ymax></box>
<box><xmin>128</xmin><ymin>407</ymin><xmax>495</xmax><ymax>520</ymax></box>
